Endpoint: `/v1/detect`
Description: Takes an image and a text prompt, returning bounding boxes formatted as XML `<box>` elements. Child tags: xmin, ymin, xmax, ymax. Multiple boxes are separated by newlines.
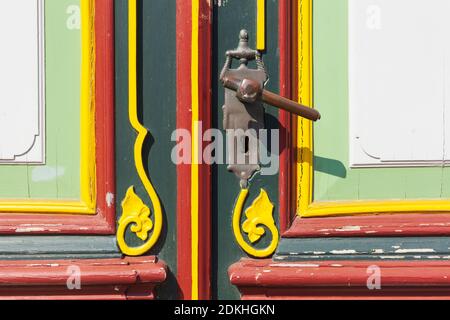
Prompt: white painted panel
<box><xmin>0</xmin><ymin>0</ymin><xmax>45</xmax><ymax>164</ymax></box>
<box><xmin>349</xmin><ymin>0</ymin><xmax>450</xmax><ymax>167</ymax></box>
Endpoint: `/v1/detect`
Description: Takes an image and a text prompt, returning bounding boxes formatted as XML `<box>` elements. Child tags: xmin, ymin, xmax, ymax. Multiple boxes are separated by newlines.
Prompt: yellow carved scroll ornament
<box><xmin>233</xmin><ymin>189</ymin><xmax>279</xmax><ymax>258</ymax></box>
<box><xmin>117</xmin><ymin>0</ymin><xmax>163</xmax><ymax>256</ymax></box>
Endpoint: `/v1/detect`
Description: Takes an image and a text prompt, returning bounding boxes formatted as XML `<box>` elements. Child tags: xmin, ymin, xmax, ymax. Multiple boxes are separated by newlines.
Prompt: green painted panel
<box><xmin>0</xmin><ymin>236</ymin><xmax>120</xmax><ymax>260</ymax></box>
<box><xmin>313</xmin><ymin>0</ymin><xmax>450</xmax><ymax>201</ymax></box>
<box><xmin>0</xmin><ymin>0</ymin><xmax>81</xmax><ymax>200</ymax></box>
<box><xmin>213</xmin><ymin>0</ymin><xmax>280</xmax><ymax>300</ymax></box>
<box><xmin>115</xmin><ymin>0</ymin><xmax>178</xmax><ymax>300</ymax></box>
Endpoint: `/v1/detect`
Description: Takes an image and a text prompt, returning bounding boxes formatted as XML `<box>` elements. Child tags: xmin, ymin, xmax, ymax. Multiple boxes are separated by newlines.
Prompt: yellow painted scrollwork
<box><xmin>117</xmin><ymin>0</ymin><xmax>163</xmax><ymax>256</ymax></box>
<box><xmin>232</xmin><ymin>189</ymin><xmax>279</xmax><ymax>258</ymax></box>
<box><xmin>117</xmin><ymin>187</ymin><xmax>161</xmax><ymax>256</ymax></box>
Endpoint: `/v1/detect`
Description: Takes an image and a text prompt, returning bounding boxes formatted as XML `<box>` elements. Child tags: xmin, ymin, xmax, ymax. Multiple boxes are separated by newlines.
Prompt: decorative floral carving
<box><xmin>117</xmin><ymin>0</ymin><xmax>163</xmax><ymax>257</ymax></box>
<box><xmin>119</xmin><ymin>187</ymin><xmax>154</xmax><ymax>242</ymax></box>
<box><xmin>242</xmin><ymin>190</ymin><xmax>275</xmax><ymax>244</ymax></box>
<box><xmin>233</xmin><ymin>189</ymin><xmax>279</xmax><ymax>258</ymax></box>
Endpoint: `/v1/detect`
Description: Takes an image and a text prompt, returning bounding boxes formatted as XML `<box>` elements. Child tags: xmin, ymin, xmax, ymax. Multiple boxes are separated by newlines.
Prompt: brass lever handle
<box><xmin>222</xmin><ymin>76</ymin><xmax>321</xmax><ymax>122</ymax></box>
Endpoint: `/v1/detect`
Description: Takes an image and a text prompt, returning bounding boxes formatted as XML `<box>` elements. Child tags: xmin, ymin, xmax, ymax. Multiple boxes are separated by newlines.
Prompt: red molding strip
<box><xmin>94</xmin><ymin>0</ymin><xmax>116</xmax><ymax>233</ymax></box>
<box><xmin>284</xmin><ymin>214</ymin><xmax>450</xmax><ymax>238</ymax></box>
<box><xmin>0</xmin><ymin>257</ymin><xmax>166</xmax><ymax>300</ymax></box>
<box><xmin>278</xmin><ymin>0</ymin><xmax>294</xmax><ymax>233</ymax></box>
<box><xmin>176</xmin><ymin>0</ymin><xmax>193</xmax><ymax>300</ymax></box>
<box><xmin>0</xmin><ymin>0</ymin><xmax>115</xmax><ymax>235</ymax></box>
<box><xmin>176</xmin><ymin>0</ymin><xmax>212</xmax><ymax>300</ymax></box>
<box><xmin>197</xmin><ymin>0</ymin><xmax>213</xmax><ymax>300</ymax></box>
<box><xmin>230</xmin><ymin>259</ymin><xmax>450</xmax><ymax>300</ymax></box>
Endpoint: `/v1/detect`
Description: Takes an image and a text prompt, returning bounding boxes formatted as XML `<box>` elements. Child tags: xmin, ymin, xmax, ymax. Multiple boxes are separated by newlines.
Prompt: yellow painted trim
<box><xmin>191</xmin><ymin>0</ymin><xmax>200</xmax><ymax>301</ymax></box>
<box><xmin>303</xmin><ymin>200</ymin><xmax>450</xmax><ymax>218</ymax></box>
<box><xmin>0</xmin><ymin>0</ymin><xmax>96</xmax><ymax>215</ymax></box>
<box><xmin>296</xmin><ymin>0</ymin><xmax>450</xmax><ymax>218</ymax></box>
<box><xmin>0</xmin><ymin>201</ymin><xmax>95</xmax><ymax>214</ymax></box>
<box><xmin>256</xmin><ymin>0</ymin><xmax>265</xmax><ymax>51</ymax></box>
<box><xmin>297</xmin><ymin>0</ymin><xmax>314</xmax><ymax>216</ymax></box>
<box><xmin>117</xmin><ymin>0</ymin><xmax>163</xmax><ymax>256</ymax></box>
<box><xmin>232</xmin><ymin>189</ymin><xmax>279</xmax><ymax>258</ymax></box>
<box><xmin>80</xmin><ymin>0</ymin><xmax>96</xmax><ymax>213</ymax></box>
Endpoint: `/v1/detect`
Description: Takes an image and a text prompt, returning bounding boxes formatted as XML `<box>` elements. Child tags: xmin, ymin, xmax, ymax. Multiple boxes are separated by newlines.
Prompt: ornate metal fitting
<box><xmin>220</xmin><ymin>30</ymin><xmax>268</xmax><ymax>188</ymax></box>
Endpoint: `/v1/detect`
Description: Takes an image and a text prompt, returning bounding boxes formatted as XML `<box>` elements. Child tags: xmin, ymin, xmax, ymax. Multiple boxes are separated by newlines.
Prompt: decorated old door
<box><xmin>154</xmin><ymin>0</ymin><xmax>450</xmax><ymax>299</ymax></box>
<box><xmin>113</xmin><ymin>0</ymin><xmax>303</xmax><ymax>299</ymax></box>
<box><xmin>2</xmin><ymin>0</ymin><xmax>450</xmax><ymax>300</ymax></box>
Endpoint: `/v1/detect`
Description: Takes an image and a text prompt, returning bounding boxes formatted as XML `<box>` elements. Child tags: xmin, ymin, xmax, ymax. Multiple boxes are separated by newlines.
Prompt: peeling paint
<box><xmin>269</xmin><ymin>263</ymin><xmax>320</xmax><ymax>268</ymax></box>
<box><xmin>330</xmin><ymin>249</ymin><xmax>358</xmax><ymax>255</ymax></box>
<box><xmin>305</xmin><ymin>251</ymin><xmax>326</xmax><ymax>255</ymax></box>
<box><xmin>336</xmin><ymin>226</ymin><xmax>362</xmax><ymax>232</ymax></box>
<box><xmin>19</xmin><ymin>223</ymin><xmax>62</xmax><ymax>227</ymax></box>
<box><xmin>106</xmin><ymin>192</ymin><xmax>115</xmax><ymax>208</ymax></box>
<box><xmin>32</xmin><ymin>166</ymin><xmax>65</xmax><ymax>182</ymax></box>
<box><xmin>214</xmin><ymin>0</ymin><xmax>229</xmax><ymax>7</ymax></box>
<box><xmin>15</xmin><ymin>227</ymin><xmax>45</xmax><ymax>233</ymax></box>
<box><xmin>28</xmin><ymin>263</ymin><xmax>60</xmax><ymax>267</ymax></box>
<box><xmin>395</xmin><ymin>249</ymin><xmax>435</xmax><ymax>254</ymax></box>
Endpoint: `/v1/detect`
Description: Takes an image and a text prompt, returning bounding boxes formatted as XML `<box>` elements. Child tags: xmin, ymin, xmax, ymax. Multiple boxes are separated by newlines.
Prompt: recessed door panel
<box><xmin>0</xmin><ymin>0</ymin><xmax>44</xmax><ymax>164</ymax></box>
<box><xmin>349</xmin><ymin>0</ymin><xmax>450</xmax><ymax>167</ymax></box>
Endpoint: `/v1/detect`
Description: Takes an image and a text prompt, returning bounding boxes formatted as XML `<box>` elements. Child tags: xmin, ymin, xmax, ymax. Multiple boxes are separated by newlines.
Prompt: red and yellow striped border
<box><xmin>176</xmin><ymin>0</ymin><xmax>212</xmax><ymax>300</ymax></box>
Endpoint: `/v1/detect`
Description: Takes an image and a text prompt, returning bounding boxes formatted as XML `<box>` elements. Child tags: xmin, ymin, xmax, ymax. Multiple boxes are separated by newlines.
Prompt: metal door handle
<box><xmin>221</xmin><ymin>76</ymin><xmax>321</xmax><ymax>121</ymax></box>
<box><xmin>219</xmin><ymin>29</ymin><xmax>321</xmax><ymax>186</ymax></box>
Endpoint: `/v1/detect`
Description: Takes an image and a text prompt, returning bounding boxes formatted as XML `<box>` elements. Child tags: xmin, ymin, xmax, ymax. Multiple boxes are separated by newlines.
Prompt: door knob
<box><xmin>220</xmin><ymin>29</ymin><xmax>321</xmax><ymax>187</ymax></box>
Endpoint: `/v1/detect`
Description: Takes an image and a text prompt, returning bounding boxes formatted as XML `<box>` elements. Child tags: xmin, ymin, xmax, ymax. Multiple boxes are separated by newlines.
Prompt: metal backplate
<box><xmin>221</xmin><ymin>30</ymin><xmax>268</xmax><ymax>187</ymax></box>
<box><xmin>223</xmin><ymin>66</ymin><xmax>266</xmax><ymax>186</ymax></box>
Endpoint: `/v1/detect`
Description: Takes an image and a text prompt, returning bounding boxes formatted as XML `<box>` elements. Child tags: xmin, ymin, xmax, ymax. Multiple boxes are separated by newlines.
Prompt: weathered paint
<box><xmin>275</xmin><ymin>237</ymin><xmax>450</xmax><ymax>261</ymax></box>
<box><xmin>0</xmin><ymin>236</ymin><xmax>120</xmax><ymax>260</ymax></box>
<box><xmin>230</xmin><ymin>259</ymin><xmax>450</xmax><ymax>299</ymax></box>
<box><xmin>0</xmin><ymin>257</ymin><xmax>166</xmax><ymax>300</ymax></box>
<box><xmin>284</xmin><ymin>214</ymin><xmax>450</xmax><ymax>238</ymax></box>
